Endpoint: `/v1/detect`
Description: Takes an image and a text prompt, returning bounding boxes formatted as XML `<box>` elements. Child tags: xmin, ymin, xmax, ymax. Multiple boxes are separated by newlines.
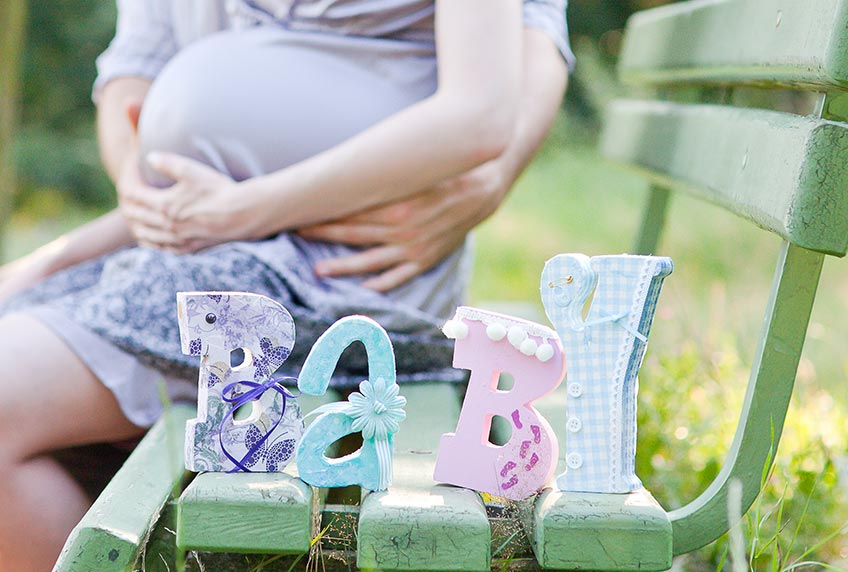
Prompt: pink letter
<box><xmin>433</xmin><ymin>307</ymin><xmax>565</xmax><ymax>500</ymax></box>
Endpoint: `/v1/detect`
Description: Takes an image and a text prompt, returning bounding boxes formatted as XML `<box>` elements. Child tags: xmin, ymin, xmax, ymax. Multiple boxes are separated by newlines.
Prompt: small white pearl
<box><xmin>441</xmin><ymin>320</ymin><xmax>459</xmax><ymax>339</ymax></box>
<box><xmin>536</xmin><ymin>343</ymin><xmax>555</xmax><ymax>362</ymax></box>
<box><xmin>520</xmin><ymin>338</ymin><xmax>538</xmax><ymax>356</ymax></box>
<box><xmin>442</xmin><ymin>319</ymin><xmax>469</xmax><ymax>340</ymax></box>
<box><xmin>507</xmin><ymin>325</ymin><xmax>527</xmax><ymax>348</ymax></box>
<box><xmin>486</xmin><ymin>322</ymin><xmax>507</xmax><ymax>341</ymax></box>
<box><xmin>453</xmin><ymin>320</ymin><xmax>469</xmax><ymax>339</ymax></box>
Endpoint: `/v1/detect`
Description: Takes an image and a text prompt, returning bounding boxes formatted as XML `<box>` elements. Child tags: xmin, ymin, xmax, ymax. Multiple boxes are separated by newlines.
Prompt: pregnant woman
<box><xmin>0</xmin><ymin>0</ymin><xmax>572</xmax><ymax>568</ymax></box>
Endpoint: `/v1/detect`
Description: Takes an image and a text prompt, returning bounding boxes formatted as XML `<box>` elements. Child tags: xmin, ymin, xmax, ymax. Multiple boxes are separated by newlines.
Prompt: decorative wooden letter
<box><xmin>433</xmin><ymin>307</ymin><xmax>565</xmax><ymax>501</ymax></box>
<box><xmin>541</xmin><ymin>254</ymin><xmax>672</xmax><ymax>493</ymax></box>
<box><xmin>297</xmin><ymin>316</ymin><xmax>405</xmax><ymax>491</ymax></box>
<box><xmin>177</xmin><ymin>292</ymin><xmax>304</xmax><ymax>473</ymax></box>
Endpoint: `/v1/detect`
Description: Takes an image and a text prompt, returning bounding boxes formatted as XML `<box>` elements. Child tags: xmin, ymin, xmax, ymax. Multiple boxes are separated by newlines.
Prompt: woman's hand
<box><xmin>118</xmin><ymin>152</ymin><xmax>255</xmax><ymax>253</ymax></box>
<box><xmin>298</xmin><ymin>160</ymin><xmax>508</xmax><ymax>292</ymax></box>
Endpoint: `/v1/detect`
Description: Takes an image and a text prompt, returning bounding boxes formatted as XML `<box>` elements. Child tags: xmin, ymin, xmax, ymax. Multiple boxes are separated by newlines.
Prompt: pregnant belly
<box><xmin>138</xmin><ymin>27</ymin><xmax>437</xmax><ymax>185</ymax></box>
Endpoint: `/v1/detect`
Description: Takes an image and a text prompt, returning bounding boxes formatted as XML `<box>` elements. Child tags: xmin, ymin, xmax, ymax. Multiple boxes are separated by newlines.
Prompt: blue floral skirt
<box><xmin>0</xmin><ymin>232</ymin><xmax>465</xmax><ymax>426</ymax></box>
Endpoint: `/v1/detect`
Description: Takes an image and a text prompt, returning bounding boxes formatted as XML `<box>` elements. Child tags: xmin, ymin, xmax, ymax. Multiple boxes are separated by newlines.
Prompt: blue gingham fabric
<box><xmin>540</xmin><ymin>254</ymin><xmax>673</xmax><ymax>493</ymax></box>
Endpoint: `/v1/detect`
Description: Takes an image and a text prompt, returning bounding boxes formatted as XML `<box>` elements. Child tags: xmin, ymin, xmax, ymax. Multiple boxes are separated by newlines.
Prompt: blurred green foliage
<box><xmin>564</xmin><ymin>0</ymin><xmax>676</xmax><ymax>127</ymax></box>
<box><xmin>15</xmin><ymin>0</ymin><xmax>115</xmax><ymax>209</ymax></box>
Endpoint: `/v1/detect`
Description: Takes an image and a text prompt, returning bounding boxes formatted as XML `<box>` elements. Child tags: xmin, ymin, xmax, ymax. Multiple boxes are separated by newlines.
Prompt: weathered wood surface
<box><xmin>531</xmin><ymin>488</ymin><xmax>671</xmax><ymax>571</ymax></box>
<box><xmin>614</xmin><ymin>3</ymin><xmax>847</xmax><ymax>558</ymax></box>
<box><xmin>357</xmin><ymin>382</ymin><xmax>491</xmax><ymax>572</ymax></box>
<box><xmin>602</xmin><ymin>99</ymin><xmax>848</xmax><ymax>256</ymax></box>
<box><xmin>633</xmin><ymin>185</ymin><xmax>670</xmax><ymax>255</ymax></box>
<box><xmin>176</xmin><ymin>391</ymin><xmax>339</xmax><ymax>556</ymax></box>
<box><xmin>54</xmin><ymin>405</ymin><xmax>194</xmax><ymax>572</ymax></box>
<box><xmin>619</xmin><ymin>0</ymin><xmax>848</xmax><ymax>89</ymax></box>
<box><xmin>177</xmin><ymin>472</ymin><xmax>316</xmax><ymax>554</ymax></box>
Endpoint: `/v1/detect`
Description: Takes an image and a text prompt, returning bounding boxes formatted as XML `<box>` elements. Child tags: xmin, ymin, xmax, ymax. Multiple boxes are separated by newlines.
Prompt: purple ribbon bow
<box><xmin>218</xmin><ymin>376</ymin><xmax>296</xmax><ymax>473</ymax></box>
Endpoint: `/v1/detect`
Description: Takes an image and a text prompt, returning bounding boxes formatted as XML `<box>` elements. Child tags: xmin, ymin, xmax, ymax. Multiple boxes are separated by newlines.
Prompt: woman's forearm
<box><xmin>0</xmin><ymin>209</ymin><xmax>134</xmax><ymax>305</ymax></box>
<box><xmin>498</xmin><ymin>28</ymin><xmax>568</xmax><ymax>185</ymax></box>
<box><xmin>34</xmin><ymin>210</ymin><xmax>135</xmax><ymax>274</ymax></box>
<box><xmin>241</xmin><ymin>0</ymin><xmax>524</xmax><ymax>236</ymax></box>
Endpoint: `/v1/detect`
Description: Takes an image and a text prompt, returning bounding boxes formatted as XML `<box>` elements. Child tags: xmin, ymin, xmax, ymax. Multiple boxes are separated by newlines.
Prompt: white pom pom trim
<box><xmin>442</xmin><ymin>320</ymin><xmax>458</xmax><ymax>339</ymax></box>
<box><xmin>520</xmin><ymin>338</ymin><xmax>538</xmax><ymax>356</ymax></box>
<box><xmin>453</xmin><ymin>320</ymin><xmax>469</xmax><ymax>339</ymax></box>
<box><xmin>507</xmin><ymin>325</ymin><xmax>527</xmax><ymax>348</ymax></box>
<box><xmin>535</xmin><ymin>343</ymin><xmax>555</xmax><ymax>362</ymax></box>
<box><xmin>486</xmin><ymin>322</ymin><xmax>507</xmax><ymax>341</ymax></box>
<box><xmin>442</xmin><ymin>319</ymin><xmax>468</xmax><ymax>340</ymax></box>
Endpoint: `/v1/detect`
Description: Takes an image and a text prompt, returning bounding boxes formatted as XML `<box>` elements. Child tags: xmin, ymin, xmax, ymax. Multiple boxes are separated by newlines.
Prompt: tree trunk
<box><xmin>0</xmin><ymin>0</ymin><xmax>28</xmax><ymax>262</ymax></box>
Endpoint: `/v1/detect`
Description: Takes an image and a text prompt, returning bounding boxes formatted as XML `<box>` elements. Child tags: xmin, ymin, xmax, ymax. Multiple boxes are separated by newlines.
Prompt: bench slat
<box><xmin>619</xmin><ymin>0</ymin><xmax>848</xmax><ymax>89</ymax></box>
<box><xmin>532</xmin><ymin>488</ymin><xmax>672</xmax><ymax>572</ymax></box>
<box><xmin>357</xmin><ymin>383</ymin><xmax>492</xmax><ymax>572</ymax></box>
<box><xmin>176</xmin><ymin>391</ymin><xmax>338</xmax><ymax>555</ymax></box>
<box><xmin>176</xmin><ymin>473</ymin><xmax>315</xmax><ymax>554</ymax></box>
<box><xmin>601</xmin><ymin>99</ymin><xmax>848</xmax><ymax>256</ymax></box>
<box><xmin>54</xmin><ymin>405</ymin><xmax>194</xmax><ymax>572</ymax></box>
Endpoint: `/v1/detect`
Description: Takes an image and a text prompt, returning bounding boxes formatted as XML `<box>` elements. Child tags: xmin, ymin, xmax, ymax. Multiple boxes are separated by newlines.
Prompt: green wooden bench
<box><xmin>606</xmin><ymin>0</ymin><xmax>848</xmax><ymax>556</ymax></box>
<box><xmin>53</xmin><ymin>0</ymin><xmax>848</xmax><ymax>569</ymax></box>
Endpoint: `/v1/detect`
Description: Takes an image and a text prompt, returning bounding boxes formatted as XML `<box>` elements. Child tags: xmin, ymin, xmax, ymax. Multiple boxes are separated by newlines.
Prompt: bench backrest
<box><xmin>603</xmin><ymin>0</ymin><xmax>848</xmax><ymax>256</ymax></box>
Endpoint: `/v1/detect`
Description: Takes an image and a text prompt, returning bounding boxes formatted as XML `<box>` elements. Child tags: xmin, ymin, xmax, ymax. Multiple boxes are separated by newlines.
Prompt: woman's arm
<box><xmin>98</xmin><ymin>77</ymin><xmax>151</xmax><ymax>181</ymax></box>
<box><xmin>121</xmin><ymin>0</ymin><xmax>525</xmax><ymax>252</ymax></box>
<box><xmin>300</xmin><ymin>27</ymin><xmax>568</xmax><ymax>291</ymax></box>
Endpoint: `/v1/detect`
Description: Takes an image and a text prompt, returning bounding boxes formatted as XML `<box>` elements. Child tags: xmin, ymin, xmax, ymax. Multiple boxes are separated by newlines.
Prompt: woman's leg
<box><xmin>0</xmin><ymin>313</ymin><xmax>143</xmax><ymax>572</ymax></box>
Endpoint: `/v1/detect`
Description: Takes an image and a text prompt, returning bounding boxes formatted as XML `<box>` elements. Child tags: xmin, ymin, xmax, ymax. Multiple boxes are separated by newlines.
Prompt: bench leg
<box><xmin>633</xmin><ymin>184</ymin><xmax>670</xmax><ymax>255</ymax></box>
<box><xmin>668</xmin><ymin>241</ymin><xmax>824</xmax><ymax>554</ymax></box>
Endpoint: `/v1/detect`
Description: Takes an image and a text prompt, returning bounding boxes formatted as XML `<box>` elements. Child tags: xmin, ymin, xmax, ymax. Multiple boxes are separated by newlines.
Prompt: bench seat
<box><xmin>57</xmin><ymin>382</ymin><xmax>677</xmax><ymax>571</ymax></box>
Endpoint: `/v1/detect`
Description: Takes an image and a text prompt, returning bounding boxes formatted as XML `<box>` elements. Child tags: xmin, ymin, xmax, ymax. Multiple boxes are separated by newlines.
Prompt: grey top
<box><xmin>94</xmin><ymin>0</ymin><xmax>575</xmax><ymax>98</ymax></box>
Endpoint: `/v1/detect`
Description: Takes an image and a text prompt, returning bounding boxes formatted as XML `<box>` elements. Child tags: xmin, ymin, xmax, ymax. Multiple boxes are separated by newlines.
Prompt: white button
<box><xmin>567</xmin><ymin>383</ymin><xmax>583</xmax><ymax>398</ymax></box>
<box><xmin>566</xmin><ymin>453</ymin><xmax>583</xmax><ymax>469</ymax></box>
<box><xmin>567</xmin><ymin>417</ymin><xmax>582</xmax><ymax>432</ymax></box>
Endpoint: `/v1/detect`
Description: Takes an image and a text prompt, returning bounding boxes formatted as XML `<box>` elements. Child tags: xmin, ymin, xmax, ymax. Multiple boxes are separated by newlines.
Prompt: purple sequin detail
<box><xmin>501</xmin><ymin>475</ymin><xmax>519</xmax><ymax>490</ymax></box>
<box><xmin>500</xmin><ymin>461</ymin><xmax>517</xmax><ymax>477</ymax></box>
<box><xmin>531</xmin><ymin>425</ymin><xmax>541</xmax><ymax>444</ymax></box>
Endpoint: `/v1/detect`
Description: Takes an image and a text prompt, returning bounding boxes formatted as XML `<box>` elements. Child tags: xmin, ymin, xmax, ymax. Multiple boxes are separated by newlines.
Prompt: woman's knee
<box><xmin>0</xmin><ymin>314</ymin><xmax>142</xmax><ymax>459</ymax></box>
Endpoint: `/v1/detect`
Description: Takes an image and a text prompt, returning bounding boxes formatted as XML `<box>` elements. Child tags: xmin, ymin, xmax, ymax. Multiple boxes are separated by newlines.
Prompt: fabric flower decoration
<box><xmin>347</xmin><ymin>377</ymin><xmax>407</xmax><ymax>441</ymax></box>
